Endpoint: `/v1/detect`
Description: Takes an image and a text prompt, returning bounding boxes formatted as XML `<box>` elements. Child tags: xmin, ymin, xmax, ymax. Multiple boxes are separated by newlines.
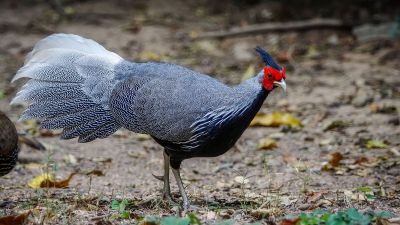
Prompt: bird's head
<box><xmin>255</xmin><ymin>47</ymin><xmax>286</xmax><ymax>92</ymax></box>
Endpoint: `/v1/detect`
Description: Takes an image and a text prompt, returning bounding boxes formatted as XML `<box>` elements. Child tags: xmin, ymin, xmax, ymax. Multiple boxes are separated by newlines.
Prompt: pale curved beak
<box><xmin>273</xmin><ymin>79</ymin><xmax>286</xmax><ymax>92</ymax></box>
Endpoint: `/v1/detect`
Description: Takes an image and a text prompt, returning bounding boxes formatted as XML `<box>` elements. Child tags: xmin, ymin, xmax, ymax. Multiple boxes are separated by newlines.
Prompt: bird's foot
<box><xmin>152</xmin><ymin>173</ymin><xmax>164</xmax><ymax>181</ymax></box>
<box><xmin>180</xmin><ymin>202</ymin><xmax>201</xmax><ymax>215</ymax></box>
<box><xmin>163</xmin><ymin>192</ymin><xmax>178</xmax><ymax>205</ymax></box>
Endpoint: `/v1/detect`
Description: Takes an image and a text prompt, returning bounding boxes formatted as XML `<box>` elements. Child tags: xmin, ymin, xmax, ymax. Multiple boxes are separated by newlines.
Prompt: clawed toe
<box><xmin>163</xmin><ymin>193</ymin><xmax>178</xmax><ymax>206</ymax></box>
<box><xmin>152</xmin><ymin>173</ymin><xmax>164</xmax><ymax>181</ymax></box>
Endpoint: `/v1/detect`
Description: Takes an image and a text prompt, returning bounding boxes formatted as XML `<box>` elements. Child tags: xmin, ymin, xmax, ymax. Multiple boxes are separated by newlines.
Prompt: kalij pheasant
<box><xmin>11</xmin><ymin>34</ymin><xmax>286</xmax><ymax>212</ymax></box>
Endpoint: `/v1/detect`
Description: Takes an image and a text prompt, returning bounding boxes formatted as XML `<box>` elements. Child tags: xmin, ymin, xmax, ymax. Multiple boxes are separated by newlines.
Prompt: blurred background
<box><xmin>0</xmin><ymin>0</ymin><xmax>399</xmax><ymax>224</ymax></box>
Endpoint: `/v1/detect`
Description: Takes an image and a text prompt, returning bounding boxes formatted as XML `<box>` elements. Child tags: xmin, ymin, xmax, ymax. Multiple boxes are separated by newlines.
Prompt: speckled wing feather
<box><xmin>11</xmin><ymin>34</ymin><xmax>123</xmax><ymax>142</ymax></box>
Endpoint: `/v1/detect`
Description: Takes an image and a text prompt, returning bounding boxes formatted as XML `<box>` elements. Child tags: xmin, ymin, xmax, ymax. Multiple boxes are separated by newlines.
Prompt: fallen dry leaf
<box><xmin>369</xmin><ymin>103</ymin><xmax>397</xmax><ymax>114</ymax></box>
<box><xmin>234</xmin><ymin>176</ymin><xmax>249</xmax><ymax>184</ymax></box>
<box><xmin>322</xmin><ymin>152</ymin><xmax>344</xmax><ymax>171</ymax></box>
<box><xmin>344</xmin><ymin>190</ymin><xmax>367</xmax><ymax>201</ymax></box>
<box><xmin>329</xmin><ymin>152</ymin><xmax>344</xmax><ymax>167</ymax></box>
<box><xmin>85</xmin><ymin>170</ymin><xmax>105</xmax><ymax>176</ymax></box>
<box><xmin>257</xmin><ymin>137</ymin><xmax>278</xmax><ymax>150</ymax></box>
<box><xmin>64</xmin><ymin>154</ymin><xmax>78</xmax><ymax>165</ymax></box>
<box><xmin>250</xmin><ymin>208</ymin><xmax>282</xmax><ymax>219</ymax></box>
<box><xmin>280</xmin><ymin>218</ymin><xmax>300</xmax><ymax>225</ymax></box>
<box><xmin>139</xmin><ymin>51</ymin><xmax>161</xmax><ymax>61</ymax></box>
<box><xmin>306</xmin><ymin>191</ymin><xmax>327</xmax><ymax>203</ymax></box>
<box><xmin>323</xmin><ymin>120</ymin><xmax>351</xmax><ymax>131</ymax></box>
<box><xmin>366</xmin><ymin>140</ymin><xmax>388</xmax><ymax>149</ymax></box>
<box><xmin>137</xmin><ymin>133</ymin><xmax>151</xmax><ymax>141</ymax></box>
<box><xmin>24</xmin><ymin>163</ymin><xmax>43</xmax><ymax>170</ymax></box>
<box><xmin>0</xmin><ymin>211</ymin><xmax>30</xmax><ymax>225</ymax></box>
<box><xmin>250</xmin><ymin>112</ymin><xmax>302</xmax><ymax>128</ymax></box>
<box><xmin>22</xmin><ymin>119</ymin><xmax>40</xmax><ymax>136</ymax></box>
<box><xmin>28</xmin><ymin>172</ymin><xmax>77</xmax><ymax>189</ymax></box>
<box><xmin>354</xmin><ymin>156</ymin><xmax>369</xmax><ymax>165</ymax></box>
<box><xmin>91</xmin><ymin>157</ymin><xmax>112</xmax><ymax>163</ymax></box>
<box><xmin>241</xmin><ymin>64</ymin><xmax>255</xmax><ymax>81</ymax></box>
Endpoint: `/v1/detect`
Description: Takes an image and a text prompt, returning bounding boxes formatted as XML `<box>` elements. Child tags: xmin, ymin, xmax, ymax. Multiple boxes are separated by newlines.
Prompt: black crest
<box><xmin>255</xmin><ymin>46</ymin><xmax>281</xmax><ymax>70</ymax></box>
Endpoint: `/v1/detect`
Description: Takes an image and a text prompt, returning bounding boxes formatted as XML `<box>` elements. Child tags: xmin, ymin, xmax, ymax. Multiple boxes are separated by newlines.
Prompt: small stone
<box><xmin>206</xmin><ymin>211</ymin><xmax>216</xmax><ymax>220</ymax></box>
<box><xmin>320</xmin><ymin>139</ymin><xmax>332</xmax><ymax>146</ymax></box>
<box><xmin>327</xmin><ymin>34</ymin><xmax>339</xmax><ymax>46</ymax></box>
<box><xmin>234</xmin><ymin>176</ymin><xmax>249</xmax><ymax>184</ymax></box>
<box><xmin>352</xmin><ymin>90</ymin><xmax>373</xmax><ymax>107</ymax></box>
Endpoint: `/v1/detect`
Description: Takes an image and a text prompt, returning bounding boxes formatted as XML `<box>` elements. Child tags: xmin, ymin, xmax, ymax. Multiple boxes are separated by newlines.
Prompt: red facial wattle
<box><xmin>262</xmin><ymin>67</ymin><xmax>285</xmax><ymax>91</ymax></box>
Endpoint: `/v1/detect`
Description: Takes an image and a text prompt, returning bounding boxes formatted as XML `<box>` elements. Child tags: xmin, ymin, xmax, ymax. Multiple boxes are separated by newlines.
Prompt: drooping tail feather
<box><xmin>12</xmin><ymin>34</ymin><xmax>124</xmax><ymax>143</ymax></box>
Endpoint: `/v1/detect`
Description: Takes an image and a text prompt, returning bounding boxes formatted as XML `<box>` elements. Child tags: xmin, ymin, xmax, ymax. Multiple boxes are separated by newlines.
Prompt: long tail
<box><xmin>11</xmin><ymin>34</ymin><xmax>123</xmax><ymax>143</ymax></box>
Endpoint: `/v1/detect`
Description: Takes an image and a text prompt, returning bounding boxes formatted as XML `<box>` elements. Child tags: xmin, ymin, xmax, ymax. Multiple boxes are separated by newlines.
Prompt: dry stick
<box><xmin>196</xmin><ymin>18</ymin><xmax>350</xmax><ymax>39</ymax></box>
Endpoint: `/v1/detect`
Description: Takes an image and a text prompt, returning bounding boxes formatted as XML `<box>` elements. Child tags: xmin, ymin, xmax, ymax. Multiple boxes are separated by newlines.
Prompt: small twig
<box><xmin>195</xmin><ymin>18</ymin><xmax>350</xmax><ymax>39</ymax></box>
<box><xmin>90</xmin><ymin>215</ymin><xmax>107</xmax><ymax>221</ymax></box>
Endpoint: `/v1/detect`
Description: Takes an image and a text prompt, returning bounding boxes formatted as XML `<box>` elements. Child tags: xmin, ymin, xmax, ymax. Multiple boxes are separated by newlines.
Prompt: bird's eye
<box><xmin>268</xmin><ymin>74</ymin><xmax>273</xmax><ymax>79</ymax></box>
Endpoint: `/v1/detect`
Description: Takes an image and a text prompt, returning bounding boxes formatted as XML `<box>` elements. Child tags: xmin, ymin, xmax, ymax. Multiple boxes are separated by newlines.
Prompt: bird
<box><xmin>0</xmin><ymin>111</ymin><xmax>46</xmax><ymax>177</ymax></box>
<box><xmin>0</xmin><ymin>111</ymin><xmax>19</xmax><ymax>176</ymax></box>
<box><xmin>11</xmin><ymin>33</ymin><xmax>286</xmax><ymax>212</ymax></box>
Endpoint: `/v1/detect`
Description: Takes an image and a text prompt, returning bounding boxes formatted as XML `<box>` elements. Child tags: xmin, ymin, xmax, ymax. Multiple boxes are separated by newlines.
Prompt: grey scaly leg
<box><xmin>161</xmin><ymin>151</ymin><xmax>174</xmax><ymax>202</ymax></box>
<box><xmin>171</xmin><ymin>167</ymin><xmax>190</xmax><ymax>213</ymax></box>
<box><xmin>152</xmin><ymin>151</ymin><xmax>175</xmax><ymax>203</ymax></box>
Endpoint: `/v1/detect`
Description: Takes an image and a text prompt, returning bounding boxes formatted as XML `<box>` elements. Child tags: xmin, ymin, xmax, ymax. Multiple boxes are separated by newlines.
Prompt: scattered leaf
<box><xmin>366</xmin><ymin>140</ymin><xmax>388</xmax><ymax>149</ymax></box>
<box><xmin>323</xmin><ymin>120</ymin><xmax>351</xmax><ymax>131</ymax></box>
<box><xmin>257</xmin><ymin>137</ymin><xmax>278</xmax><ymax>150</ymax></box>
<box><xmin>137</xmin><ymin>133</ymin><xmax>151</xmax><ymax>141</ymax></box>
<box><xmin>358</xmin><ymin>186</ymin><xmax>376</xmax><ymax>201</ymax></box>
<box><xmin>186</xmin><ymin>213</ymin><xmax>201</xmax><ymax>225</ymax></box>
<box><xmin>241</xmin><ymin>64</ymin><xmax>255</xmax><ymax>81</ymax></box>
<box><xmin>63</xmin><ymin>154</ymin><xmax>78</xmax><ymax>165</ymax></box>
<box><xmin>250</xmin><ymin>208</ymin><xmax>281</xmax><ymax>219</ymax></box>
<box><xmin>22</xmin><ymin>119</ymin><xmax>40</xmax><ymax>136</ymax></box>
<box><xmin>328</xmin><ymin>152</ymin><xmax>344</xmax><ymax>167</ymax></box>
<box><xmin>128</xmin><ymin>150</ymin><xmax>147</xmax><ymax>158</ymax></box>
<box><xmin>344</xmin><ymin>190</ymin><xmax>366</xmax><ymax>201</ymax></box>
<box><xmin>306</xmin><ymin>191</ymin><xmax>327</xmax><ymax>203</ymax></box>
<box><xmin>0</xmin><ymin>211</ymin><xmax>30</xmax><ymax>225</ymax></box>
<box><xmin>0</xmin><ymin>90</ymin><xmax>5</xmax><ymax>100</ymax></box>
<box><xmin>24</xmin><ymin>163</ymin><xmax>43</xmax><ymax>170</ymax></box>
<box><xmin>193</xmin><ymin>40</ymin><xmax>222</xmax><ymax>56</ymax></box>
<box><xmin>140</xmin><ymin>51</ymin><xmax>162</xmax><ymax>61</ymax></box>
<box><xmin>111</xmin><ymin>199</ymin><xmax>120</xmax><ymax>210</ymax></box>
<box><xmin>354</xmin><ymin>156</ymin><xmax>369</xmax><ymax>165</ymax></box>
<box><xmin>111</xmin><ymin>199</ymin><xmax>130</xmax><ymax>219</ymax></box>
<box><xmin>112</xmin><ymin>129</ymin><xmax>129</xmax><ymax>138</ymax></box>
<box><xmin>389</xmin><ymin>148</ymin><xmax>400</xmax><ymax>156</ymax></box>
<box><xmin>91</xmin><ymin>157</ymin><xmax>112</xmax><ymax>163</ymax></box>
<box><xmin>369</xmin><ymin>103</ymin><xmax>397</xmax><ymax>114</ymax></box>
<box><xmin>85</xmin><ymin>169</ymin><xmax>105</xmax><ymax>176</ymax></box>
<box><xmin>319</xmin><ymin>139</ymin><xmax>332</xmax><ymax>146</ymax></box>
<box><xmin>322</xmin><ymin>152</ymin><xmax>344</xmax><ymax>171</ymax></box>
<box><xmin>280</xmin><ymin>218</ymin><xmax>300</xmax><ymax>225</ymax></box>
<box><xmin>28</xmin><ymin>172</ymin><xmax>77</xmax><ymax>189</ymax></box>
<box><xmin>234</xmin><ymin>176</ymin><xmax>249</xmax><ymax>184</ymax></box>
<box><xmin>251</xmin><ymin>112</ymin><xmax>302</xmax><ymax>128</ymax></box>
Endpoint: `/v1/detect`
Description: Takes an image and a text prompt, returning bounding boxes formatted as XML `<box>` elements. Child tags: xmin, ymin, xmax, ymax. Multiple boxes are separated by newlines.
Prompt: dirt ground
<box><xmin>0</xmin><ymin>0</ymin><xmax>399</xmax><ymax>224</ymax></box>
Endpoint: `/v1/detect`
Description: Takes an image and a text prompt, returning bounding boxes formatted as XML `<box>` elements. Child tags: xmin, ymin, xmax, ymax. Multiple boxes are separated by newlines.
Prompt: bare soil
<box><xmin>0</xmin><ymin>0</ymin><xmax>399</xmax><ymax>224</ymax></box>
